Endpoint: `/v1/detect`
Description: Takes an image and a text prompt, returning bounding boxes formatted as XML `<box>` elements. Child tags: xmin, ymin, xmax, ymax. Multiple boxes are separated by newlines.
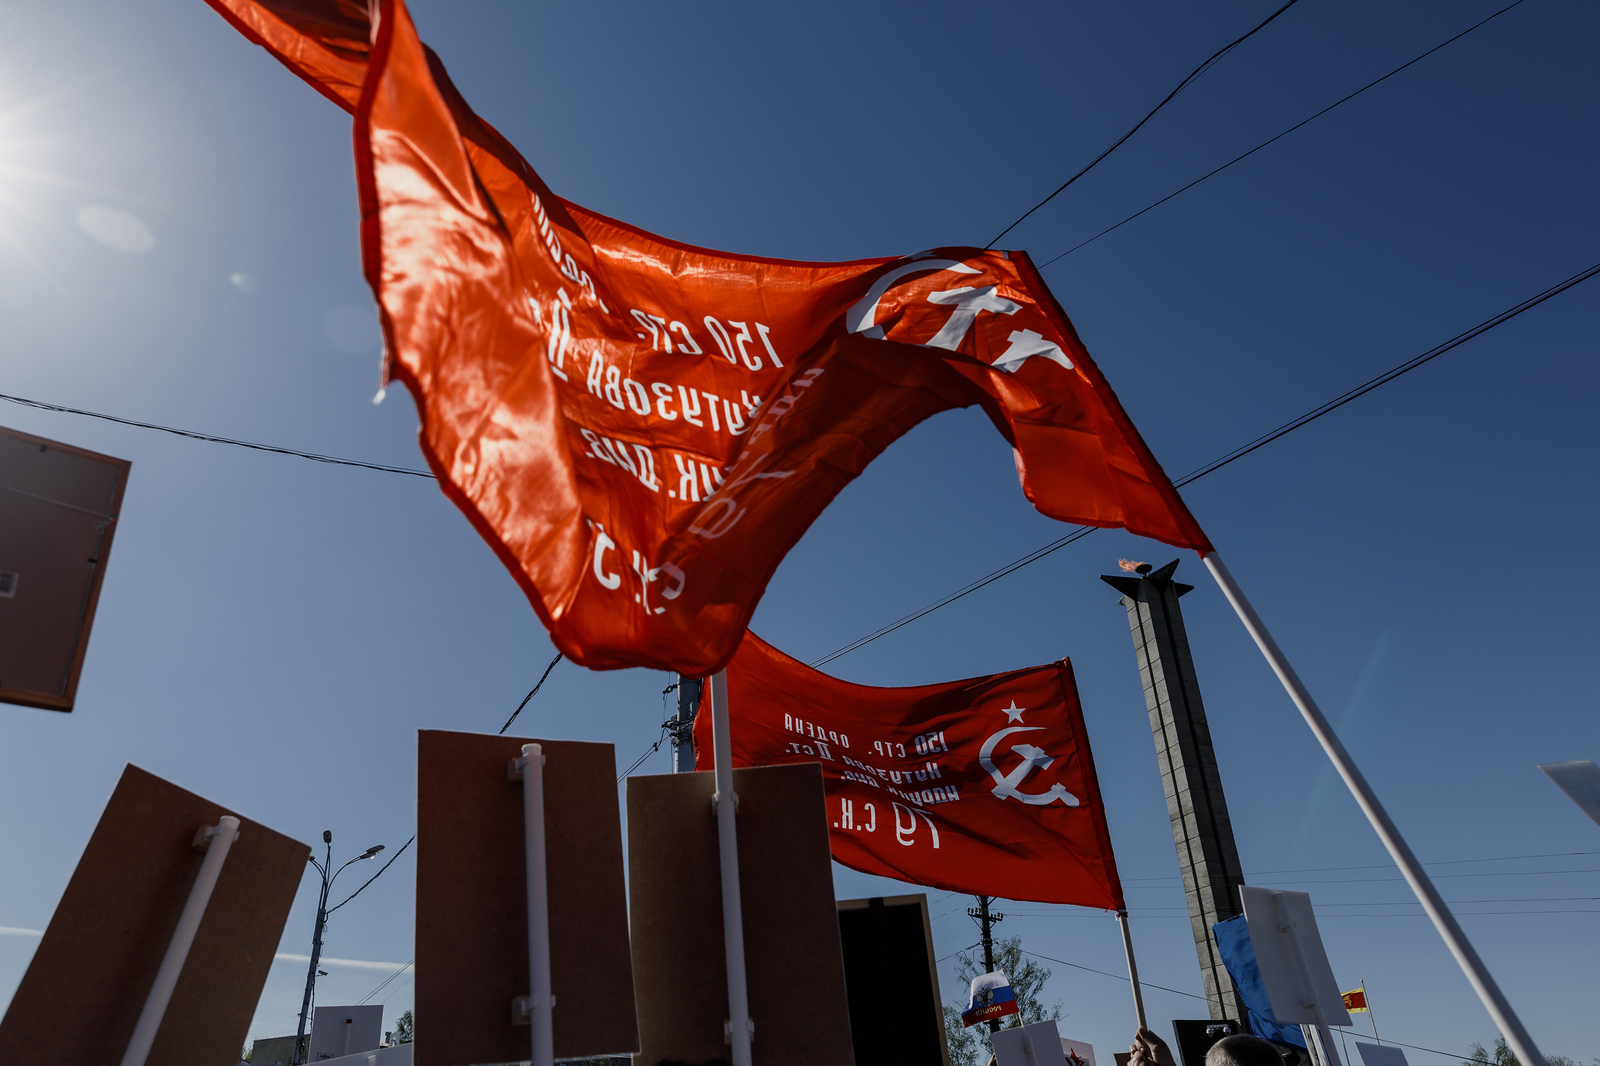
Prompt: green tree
<box><xmin>941</xmin><ymin>935</ymin><xmax>1063</xmax><ymax>1066</ymax></box>
<box><xmin>1464</xmin><ymin>1038</ymin><xmax>1585</xmax><ymax>1066</ymax></box>
<box><xmin>393</xmin><ymin>1010</ymin><xmax>414</xmax><ymax>1044</ymax></box>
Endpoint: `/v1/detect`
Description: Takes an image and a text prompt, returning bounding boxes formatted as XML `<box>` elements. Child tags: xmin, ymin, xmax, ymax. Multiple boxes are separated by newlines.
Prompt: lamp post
<box><xmin>291</xmin><ymin>830</ymin><xmax>384</xmax><ymax>1066</ymax></box>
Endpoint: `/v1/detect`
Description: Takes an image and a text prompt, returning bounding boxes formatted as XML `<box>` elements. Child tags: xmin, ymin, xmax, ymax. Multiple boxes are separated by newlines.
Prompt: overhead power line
<box><xmin>499</xmin><ymin>653</ymin><xmax>563</xmax><ymax>734</ymax></box>
<box><xmin>1218</xmin><ymin>867</ymin><xmax>1600</xmax><ymax>886</ymax></box>
<box><xmin>1020</xmin><ymin>947</ymin><xmax>1556</xmax><ymax>1062</ymax></box>
<box><xmin>1320</xmin><ymin>897</ymin><xmax>1599</xmax><ymax>905</ymax></box>
<box><xmin>357</xmin><ymin>960</ymin><xmax>413</xmax><ymax>1006</ymax></box>
<box><xmin>936</xmin><ymin>940</ymin><xmax>982</xmax><ymax>964</ymax></box>
<box><xmin>1037</xmin><ymin>0</ymin><xmax>1531</xmax><ymax>268</ymax></box>
<box><xmin>617</xmin><ymin>727</ymin><xmax>672</xmax><ymax>782</ymax></box>
<box><xmin>1169</xmin><ymin>258</ymin><xmax>1600</xmax><ymax>483</ymax></box>
<box><xmin>1021</xmin><ymin>947</ymin><xmax>1209</xmax><ymax>1003</ymax></box>
<box><xmin>1011</xmin><ymin>896</ymin><xmax>1598</xmax><ymax>916</ymax></box>
<box><xmin>988</xmin><ymin>0</ymin><xmax>1305</xmax><ymax>248</ymax></box>
<box><xmin>1320</xmin><ymin>909</ymin><xmax>1599</xmax><ymax>917</ymax></box>
<box><xmin>1119</xmin><ymin>850</ymin><xmax>1600</xmax><ymax>882</ymax></box>
<box><xmin>0</xmin><ymin>391</ymin><xmax>434</xmax><ymax>478</ymax></box>
<box><xmin>807</xmin><ymin>257</ymin><xmax>1599</xmax><ymax>669</ymax></box>
<box><xmin>326</xmin><ymin>835</ymin><xmax>414</xmax><ymax>916</ymax></box>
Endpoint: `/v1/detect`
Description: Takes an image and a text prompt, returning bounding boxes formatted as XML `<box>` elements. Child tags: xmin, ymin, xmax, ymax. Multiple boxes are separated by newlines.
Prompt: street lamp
<box><xmin>291</xmin><ymin>830</ymin><xmax>384</xmax><ymax>1066</ymax></box>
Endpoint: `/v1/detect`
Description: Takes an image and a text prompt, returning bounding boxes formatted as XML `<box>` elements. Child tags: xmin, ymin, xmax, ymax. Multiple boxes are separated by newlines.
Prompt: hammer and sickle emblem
<box><xmin>977</xmin><ymin>726</ymin><xmax>1081</xmax><ymax>807</ymax></box>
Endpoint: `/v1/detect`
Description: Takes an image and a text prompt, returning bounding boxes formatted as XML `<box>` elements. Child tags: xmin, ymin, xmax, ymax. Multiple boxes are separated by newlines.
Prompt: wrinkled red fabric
<box><xmin>208</xmin><ymin>0</ymin><xmax>1213</xmax><ymax>675</ymax></box>
<box><xmin>694</xmin><ymin>632</ymin><xmax>1125</xmax><ymax>909</ymax></box>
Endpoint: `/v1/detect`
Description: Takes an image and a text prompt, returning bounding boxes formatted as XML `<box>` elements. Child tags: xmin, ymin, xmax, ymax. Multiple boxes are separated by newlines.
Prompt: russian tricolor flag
<box><xmin>962</xmin><ymin>970</ymin><xmax>1021</xmax><ymax>1028</ymax></box>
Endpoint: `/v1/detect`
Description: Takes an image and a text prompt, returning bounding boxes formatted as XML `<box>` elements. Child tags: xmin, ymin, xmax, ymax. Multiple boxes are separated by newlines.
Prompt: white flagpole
<box><xmin>518</xmin><ymin>743</ymin><xmax>555</xmax><ymax>1066</ymax></box>
<box><xmin>709</xmin><ymin>670</ymin><xmax>753</xmax><ymax>1066</ymax></box>
<box><xmin>1115</xmin><ymin>911</ymin><xmax>1147</xmax><ymax>1030</ymax></box>
<box><xmin>120</xmin><ymin>816</ymin><xmax>240</xmax><ymax>1066</ymax></box>
<box><xmin>1201</xmin><ymin>551</ymin><xmax>1546</xmax><ymax>1066</ymax></box>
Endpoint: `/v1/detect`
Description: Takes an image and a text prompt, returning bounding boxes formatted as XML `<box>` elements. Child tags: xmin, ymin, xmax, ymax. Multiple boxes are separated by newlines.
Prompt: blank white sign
<box><xmin>1239</xmin><ymin>887</ymin><xmax>1351</xmax><ymax>1027</ymax></box>
<box><xmin>1356</xmin><ymin>1043</ymin><xmax>1409</xmax><ymax>1066</ymax></box>
<box><xmin>991</xmin><ymin>1021</ymin><xmax>1068</xmax><ymax>1066</ymax></box>
<box><xmin>1538</xmin><ymin>760</ymin><xmax>1600</xmax><ymax>828</ymax></box>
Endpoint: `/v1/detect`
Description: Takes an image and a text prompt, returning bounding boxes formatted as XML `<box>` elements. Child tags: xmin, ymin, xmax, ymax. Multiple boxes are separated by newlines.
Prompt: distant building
<box><xmin>307</xmin><ymin>1004</ymin><xmax>385</xmax><ymax>1061</ymax></box>
<box><xmin>299</xmin><ymin>1044</ymin><xmax>411</xmax><ymax>1066</ymax></box>
<box><xmin>247</xmin><ymin>1034</ymin><xmax>306</xmax><ymax>1065</ymax></box>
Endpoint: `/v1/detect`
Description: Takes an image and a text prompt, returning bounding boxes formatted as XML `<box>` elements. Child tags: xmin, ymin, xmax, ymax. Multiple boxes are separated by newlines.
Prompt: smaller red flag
<box><xmin>1342</xmin><ymin>988</ymin><xmax>1369</xmax><ymax>1013</ymax></box>
<box><xmin>693</xmin><ymin>632</ymin><xmax>1124</xmax><ymax>909</ymax></box>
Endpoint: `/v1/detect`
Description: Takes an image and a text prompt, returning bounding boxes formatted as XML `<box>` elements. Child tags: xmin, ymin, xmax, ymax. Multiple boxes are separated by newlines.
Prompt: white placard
<box><xmin>1355</xmin><ymin>1044</ymin><xmax>1408</xmax><ymax>1066</ymax></box>
<box><xmin>1239</xmin><ymin>887</ymin><xmax>1351</xmax><ymax>1027</ymax></box>
<box><xmin>1538</xmin><ymin>760</ymin><xmax>1600</xmax><ymax>827</ymax></box>
<box><xmin>991</xmin><ymin>1020</ymin><xmax>1068</xmax><ymax>1066</ymax></box>
<box><xmin>1061</xmin><ymin>1035</ymin><xmax>1098</xmax><ymax>1066</ymax></box>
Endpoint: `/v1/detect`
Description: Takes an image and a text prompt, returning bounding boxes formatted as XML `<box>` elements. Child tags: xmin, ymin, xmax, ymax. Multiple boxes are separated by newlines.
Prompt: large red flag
<box><xmin>208</xmin><ymin>0</ymin><xmax>1212</xmax><ymax>676</ymax></box>
<box><xmin>693</xmin><ymin>632</ymin><xmax>1125</xmax><ymax>910</ymax></box>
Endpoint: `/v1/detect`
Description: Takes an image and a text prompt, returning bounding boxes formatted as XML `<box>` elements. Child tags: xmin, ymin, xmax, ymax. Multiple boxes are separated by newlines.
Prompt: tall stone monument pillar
<box><xmin>1102</xmin><ymin>559</ymin><xmax>1246</xmax><ymax>1023</ymax></box>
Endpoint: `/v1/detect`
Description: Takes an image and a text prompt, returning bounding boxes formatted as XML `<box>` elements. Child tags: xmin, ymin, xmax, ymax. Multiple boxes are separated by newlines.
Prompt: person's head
<box><xmin>1205</xmin><ymin>1035</ymin><xmax>1283</xmax><ymax>1066</ymax></box>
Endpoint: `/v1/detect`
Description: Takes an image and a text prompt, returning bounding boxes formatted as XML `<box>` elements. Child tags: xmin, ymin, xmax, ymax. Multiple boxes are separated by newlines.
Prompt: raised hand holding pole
<box><xmin>1202</xmin><ymin>551</ymin><xmax>1545</xmax><ymax>1066</ymax></box>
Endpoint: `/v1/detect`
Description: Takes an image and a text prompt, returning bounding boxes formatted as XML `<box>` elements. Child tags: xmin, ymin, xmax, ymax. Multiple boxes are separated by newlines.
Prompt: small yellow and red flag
<box><xmin>1342</xmin><ymin>988</ymin><xmax>1369</xmax><ymax>1013</ymax></box>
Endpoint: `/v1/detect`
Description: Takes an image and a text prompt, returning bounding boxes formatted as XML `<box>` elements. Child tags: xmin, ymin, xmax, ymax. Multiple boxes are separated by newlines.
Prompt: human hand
<box><xmin>1129</xmin><ymin>1027</ymin><xmax>1178</xmax><ymax>1066</ymax></box>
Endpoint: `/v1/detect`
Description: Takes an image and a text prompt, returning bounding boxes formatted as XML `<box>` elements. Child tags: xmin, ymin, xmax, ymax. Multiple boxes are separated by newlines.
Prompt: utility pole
<box><xmin>669</xmin><ymin>675</ymin><xmax>702</xmax><ymax>772</ymax></box>
<box><xmin>1102</xmin><ymin>559</ymin><xmax>1246</xmax><ymax>1023</ymax></box>
<box><xmin>292</xmin><ymin>832</ymin><xmax>384</xmax><ymax>1065</ymax></box>
<box><xmin>966</xmin><ymin>895</ymin><xmax>1005</xmax><ymax>1033</ymax></box>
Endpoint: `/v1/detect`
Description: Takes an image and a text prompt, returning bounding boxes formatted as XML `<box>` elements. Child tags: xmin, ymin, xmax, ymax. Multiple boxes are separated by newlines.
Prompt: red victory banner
<box><xmin>693</xmin><ymin>633</ymin><xmax>1125</xmax><ymax>909</ymax></box>
<box><xmin>207</xmin><ymin>0</ymin><xmax>1212</xmax><ymax>676</ymax></box>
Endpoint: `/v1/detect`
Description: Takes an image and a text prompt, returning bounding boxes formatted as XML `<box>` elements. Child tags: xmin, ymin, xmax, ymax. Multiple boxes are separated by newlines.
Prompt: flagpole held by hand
<box><xmin>1116</xmin><ymin>910</ymin><xmax>1147</xmax><ymax>1030</ymax></box>
<box><xmin>1201</xmin><ymin>551</ymin><xmax>1546</xmax><ymax>1066</ymax></box>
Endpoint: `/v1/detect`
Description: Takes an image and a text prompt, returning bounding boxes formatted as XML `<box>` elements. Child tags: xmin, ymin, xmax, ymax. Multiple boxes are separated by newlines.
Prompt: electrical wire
<box><xmin>1331</xmin><ymin>1036</ymin><xmax>1518</xmax><ymax>1064</ymax></box>
<box><xmin>1007</xmin><ymin>896</ymin><xmax>1598</xmax><ymax>918</ymax></box>
<box><xmin>1322</xmin><ymin>910</ymin><xmax>1600</xmax><ymax>917</ymax></box>
<box><xmin>1020</xmin><ymin>948</ymin><xmax>1209</xmax><ymax>1003</ymax></box>
<box><xmin>1120</xmin><ymin>845</ymin><xmax>1600</xmax><ymax>877</ymax></box>
<box><xmin>937</xmin><ymin>940</ymin><xmax>982</xmax><ymax>964</ymax></box>
<box><xmin>808</xmin><ymin>526</ymin><xmax>1098</xmax><ymax>669</ymax></box>
<box><xmin>1226</xmin><ymin>868</ymin><xmax>1600</xmax><ymax>885</ymax></box>
<box><xmin>499</xmin><ymin>653</ymin><xmax>563</xmax><ymax>734</ymax></box>
<box><xmin>1317</xmin><ymin>897</ymin><xmax>1600</xmax><ymax>906</ymax></box>
<box><xmin>808</xmin><ymin>257</ymin><xmax>1600</xmax><ymax>669</ymax></box>
<box><xmin>987</xmin><ymin>0</ymin><xmax>1305</xmax><ymax>247</ymax></box>
<box><xmin>378</xmin><ymin>971</ymin><xmax>414</xmax><ymax>1004</ymax></box>
<box><xmin>1118</xmin><ymin>850</ymin><xmax>1600</xmax><ymax>883</ymax></box>
<box><xmin>1022</xmin><ymin>946</ymin><xmax>1567</xmax><ymax>1064</ymax></box>
<box><xmin>1036</xmin><ymin>0</ymin><xmax>1531</xmax><ymax>269</ymax></box>
<box><xmin>1253</xmin><ymin>850</ymin><xmax>1600</xmax><ymax>873</ymax></box>
<box><xmin>0</xmin><ymin>391</ymin><xmax>434</xmax><ymax>478</ymax></box>
<box><xmin>357</xmin><ymin>960</ymin><xmax>414</xmax><ymax>1005</ymax></box>
<box><xmin>326</xmin><ymin>835</ymin><xmax>414</xmax><ymax>916</ymax></box>
<box><xmin>1168</xmin><ymin>263</ymin><xmax>1600</xmax><ymax>486</ymax></box>
<box><xmin>617</xmin><ymin>727</ymin><xmax>671</xmax><ymax>782</ymax></box>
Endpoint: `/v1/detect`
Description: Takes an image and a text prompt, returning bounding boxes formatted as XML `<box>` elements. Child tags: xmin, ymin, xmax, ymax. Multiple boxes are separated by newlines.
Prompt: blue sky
<box><xmin>0</xmin><ymin>0</ymin><xmax>1595</xmax><ymax>1058</ymax></box>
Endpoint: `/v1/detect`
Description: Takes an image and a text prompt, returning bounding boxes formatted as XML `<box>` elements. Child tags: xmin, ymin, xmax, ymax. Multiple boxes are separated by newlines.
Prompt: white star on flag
<box><xmin>1001</xmin><ymin>701</ymin><xmax>1026</xmax><ymax>723</ymax></box>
